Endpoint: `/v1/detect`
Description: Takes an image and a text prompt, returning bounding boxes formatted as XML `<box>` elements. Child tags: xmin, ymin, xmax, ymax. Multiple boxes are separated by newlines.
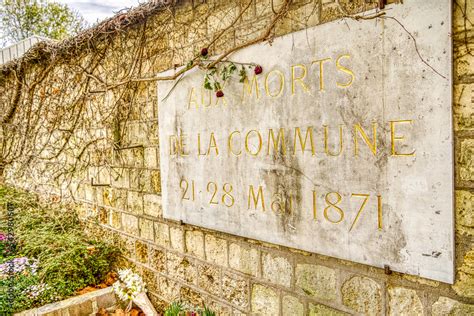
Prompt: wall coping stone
<box><xmin>15</xmin><ymin>287</ymin><xmax>117</xmax><ymax>316</ymax></box>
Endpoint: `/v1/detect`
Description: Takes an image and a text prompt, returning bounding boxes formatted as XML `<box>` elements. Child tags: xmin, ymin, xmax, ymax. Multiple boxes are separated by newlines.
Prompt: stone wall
<box><xmin>1</xmin><ymin>0</ymin><xmax>473</xmax><ymax>314</ymax></box>
<box><xmin>18</xmin><ymin>287</ymin><xmax>117</xmax><ymax>316</ymax></box>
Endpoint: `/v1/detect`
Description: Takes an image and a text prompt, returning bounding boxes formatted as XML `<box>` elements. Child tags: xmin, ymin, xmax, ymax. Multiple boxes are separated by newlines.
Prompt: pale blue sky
<box><xmin>55</xmin><ymin>0</ymin><xmax>142</xmax><ymax>25</ymax></box>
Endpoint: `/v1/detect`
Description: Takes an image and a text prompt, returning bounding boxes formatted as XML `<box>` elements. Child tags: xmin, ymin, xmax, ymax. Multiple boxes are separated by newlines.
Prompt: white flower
<box><xmin>113</xmin><ymin>269</ymin><xmax>147</xmax><ymax>302</ymax></box>
<box><xmin>23</xmin><ymin>283</ymin><xmax>50</xmax><ymax>298</ymax></box>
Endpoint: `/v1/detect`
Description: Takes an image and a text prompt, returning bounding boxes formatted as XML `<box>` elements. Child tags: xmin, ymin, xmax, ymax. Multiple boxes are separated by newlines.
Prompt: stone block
<box><xmin>262</xmin><ymin>252</ymin><xmax>293</xmax><ymax>287</ymax></box>
<box><xmin>207</xmin><ymin>3</ymin><xmax>239</xmax><ymax>35</ymax></box>
<box><xmin>185</xmin><ymin>17</ymin><xmax>208</xmax><ymax>46</ymax></box>
<box><xmin>120</xmin><ymin>236</ymin><xmax>137</xmax><ymax>260</ymax></box>
<box><xmin>229</xmin><ymin>243</ymin><xmax>259</xmax><ymax>276</ymax></box>
<box><xmin>109</xmin><ymin>210</ymin><xmax>122</xmax><ymax>229</ymax></box>
<box><xmin>387</xmin><ymin>286</ymin><xmax>423</xmax><ymax>316</ymax></box>
<box><xmin>235</xmin><ymin>18</ymin><xmax>271</xmax><ymax>46</ymax></box>
<box><xmin>144</xmin><ymin>147</ymin><xmax>158</xmax><ymax>169</ymax></box>
<box><xmin>167</xmin><ymin>252</ymin><xmax>197</xmax><ymax>284</ymax></box>
<box><xmin>127</xmin><ymin>190</ymin><xmax>144</xmax><ymax>215</ymax></box>
<box><xmin>67</xmin><ymin>300</ymin><xmax>93</xmax><ymax>316</ymax></box>
<box><xmin>222</xmin><ymin>272</ymin><xmax>249</xmax><ymax>309</ymax></box>
<box><xmin>186</xmin><ymin>230</ymin><xmax>205</xmax><ymax>259</ymax></box>
<box><xmin>286</xmin><ymin>0</ymin><xmax>320</xmax><ymax>33</ymax></box>
<box><xmin>170</xmin><ymin>226</ymin><xmax>185</xmax><ymax>252</ymax></box>
<box><xmin>135</xmin><ymin>240</ymin><xmax>148</xmax><ymax>263</ymax></box>
<box><xmin>151</xmin><ymin>170</ymin><xmax>162</xmax><ymax>194</ymax></box>
<box><xmin>320</xmin><ymin>1</ymin><xmax>343</xmax><ymax>24</ymax></box>
<box><xmin>453</xmin><ymin>0</ymin><xmax>474</xmax><ymax>34</ymax></box>
<box><xmin>458</xmin><ymin>139</ymin><xmax>474</xmax><ymax>182</ymax></box>
<box><xmin>255</xmin><ymin>0</ymin><xmax>285</xmax><ymax>17</ymax></box>
<box><xmin>341</xmin><ymin>276</ymin><xmax>382</xmax><ymax>315</ymax></box>
<box><xmin>149</xmin><ymin>247</ymin><xmax>166</xmax><ymax>272</ymax></box>
<box><xmin>122</xmin><ymin>147</ymin><xmax>144</xmax><ymax>168</ymax></box>
<box><xmin>122</xmin><ymin>213</ymin><xmax>139</xmax><ymax>236</ymax></box>
<box><xmin>146</xmin><ymin>121</ymin><xmax>159</xmax><ymax>145</ymax></box>
<box><xmin>129</xmin><ymin>169</ymin><xmax>149</xmax><ymax>192</ymax></box>
<box><xmin>142</xmin><ymin>268</ymin><xmax>158</xmax><ymax>293</ymax></box>
<box><xmin>111</xmin><ymin>168</ymin><xmax>129</xmax><ymax>189</ymax></box>
<box><xmin>103</xmin><ymin>188</ymin><xmax>126</xmax><ymax>209</ymax></box>
<box><xmin>84</xmin><ymin>185</ymin><xmax>95</xmax><ymax>203</ymax></box>
<box><xmin>453</xmin><ymin>249</ymin><xmax>474</xmax><ymax>298</ymax></box>
<box><xmin>295</xmin><ymin>264</ymin><xmax>337</xmax><ymax>301</ymax></box>
<box><xmin>98</xmin><ymin>167</ymin><xmax>111</xmax><ymax>185</ymax></box>
<box><xmin>402</xmin><ymin>274</ymin><xmax>439</xmax><ymax>287</ymax></box>
<box><xmin>143</xmin><ymin>194</ymin><xmax>162</xmax><ymax>217</ymax></box>
<box><xmin>148</xmin><ymin>293</ymin><xmax>168</xmax><ymax>314</ymax></box>
<box><xmin>309</xmin><ymin>303</ymin><xmax>347</xmax><ymax>316</ymax></box>
<box><xmin>180</xmin><ymin>286</ymin><xmax>205</xmax><ymax>307</ymax></box>
<box><xmin>204</xmin><ymin>299</ymin><xmax>233</xmax><ymax>316</ymax></box>
<box><xmin>95</xmin><ymin>291</ymin><xmax>117</xmax><ymax>310</ymax></box>
<box><xmin>156</xmin><ymin>275</ymin><xmax>181</xmax><ymax>302</ymax></box>
<box><xmin>205</xmin><ymin>234</ymin><xmax>228</xmax><ymax>266</ymax></box>
<box><xmin>453</xmin><ymin>84</ymin><xmax>474</xmax><ymax>131</ymax></box>
<box><xmin>454</xmin><ymin>45</ymin><xmax>474</xmax><ymax>82</ymax></box>
<box><xmin>282</xmin><ymin>295</ymin><xmax>304</xmax><ymax>316</ymax></box>
<box><xmin>95</xmin><ymin>188</ymin><xmax>105</xmax><ymax>206</ymax></box>
<box><xmin>432</xmin><ymin>296</ymin><xmax>474</xmax><ymax>315</ymax></box>
<box><xmin>140</xmin><ymin>218</ymin><xmax>154</xmax><ymax>241</ymax></box>
<box><xmin>251</xmin><ymin>284</ymin><xmax>279</xmax><ymax>315</ymax></box>
<box><xmin>154</xmin><ymin>222</ymin><xmax>170</xmax><ymax>247</ymax></box>
<box><xmin>98</xmin><ymin>207</ymin><xmax>108</xmax><ymax>225</ymax></box>
<box><xmin>198</xmin><ymin>263</ymin><xmax>221</xmax><ymax>296</ymax></box>
<box><xmin>456</xmin><ymin>190</ymin><xmax>474</xmax><ymax>236</ymax></box>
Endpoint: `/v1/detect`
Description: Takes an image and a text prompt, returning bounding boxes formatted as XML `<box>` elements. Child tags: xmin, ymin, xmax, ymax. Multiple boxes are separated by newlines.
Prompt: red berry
<box><xmin>254</xmin><ymin>65</ymin><xmax>263</xmax><ymax>75</ymax></box>
<box><xmin>216</xmin><ymin>90</ymin><xmax>224</xmax><ymax>98</ymax></box>
<box><xmin>201</xmin><ymin>48</ymin><xmax>208</xmax><ymax>57</ymax></box>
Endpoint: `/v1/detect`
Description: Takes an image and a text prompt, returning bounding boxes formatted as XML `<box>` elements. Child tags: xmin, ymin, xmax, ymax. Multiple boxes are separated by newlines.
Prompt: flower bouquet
<box><xmin>113</xmin><ymin>269</ymin><xmax>158</xmax><ymax>315</ymax></box>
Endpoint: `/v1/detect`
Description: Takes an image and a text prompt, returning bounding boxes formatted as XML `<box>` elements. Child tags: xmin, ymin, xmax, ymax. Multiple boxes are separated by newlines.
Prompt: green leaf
<box><xmin>203</xmin><ymin>77</ymin><xmax>212</xmax><ymax>90</ymax></box>
<box><xmin>239</xmin><ymin>66</ymin><xmax>247</xmax><ymax>83</ymax></box>
<box><xmin>202</xmin><ymin>306</ymin><xmax>216</xmax><ymax>316</ymax></box>
<box><xmin>208</xmin><ymin>67</ymin><xmax>217</xmax><ymax>76</ymax></box>
<box><xmin>164</xmin><ymin>301</ymin><xmax>184</xmax><ymax>316</ymax></box>
<box><xmin>220</xmin><ymin>65</ymin><xmax>228</xmax><ymax>81</ymax></box>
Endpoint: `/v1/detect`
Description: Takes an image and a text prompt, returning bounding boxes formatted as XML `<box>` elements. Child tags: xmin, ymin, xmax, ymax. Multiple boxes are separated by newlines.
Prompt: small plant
<box><xmin>164</xmin><ymin>301</ymin><xmax>185</xmax><ymax>316</ymax></box>
<box><xmin>163</xmin><ymin>301</ymin><xmax>216</xmax><ymax>316</ymax></box>
<box><xmin>202</xmin><ymin>306</ymin><xmax>216</xmax><ymax>316</ymax></box>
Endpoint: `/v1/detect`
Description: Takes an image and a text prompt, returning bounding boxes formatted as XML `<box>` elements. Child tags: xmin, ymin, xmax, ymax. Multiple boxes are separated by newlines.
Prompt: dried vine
<box><xmin>0</xmin><ymin>0</ymin><xmax>298</xmax><ymax>197</ymax></box>
<box><xmin>0</xmin><ymin>0</ymin><xmax>409</xmax><ymax>199</ymax></box>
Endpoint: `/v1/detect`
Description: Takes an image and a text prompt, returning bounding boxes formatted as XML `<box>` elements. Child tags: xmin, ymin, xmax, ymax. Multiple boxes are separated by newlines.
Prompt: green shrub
<box><xmin>14</xmin><ymin>206</ymin><xmax>119</xmax><ymax>298</ymax></box>
<box><xmin>0</xmin><ymin>185</ymin><xmax>120</xmax><ymax>313</ymax></box>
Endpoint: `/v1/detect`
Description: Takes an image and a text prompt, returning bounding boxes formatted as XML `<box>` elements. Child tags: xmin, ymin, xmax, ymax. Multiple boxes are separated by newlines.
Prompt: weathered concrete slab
<box><xmin>158</xmin><ymin>1</ymin><xmax>453</xmax><ymax>283</ymax></box>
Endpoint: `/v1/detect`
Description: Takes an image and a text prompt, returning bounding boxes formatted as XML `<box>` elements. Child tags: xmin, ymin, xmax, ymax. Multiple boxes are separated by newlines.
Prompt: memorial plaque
<box><xmin>158</xmin><ymin>1</ymin><xmax>454</xmax><ymax>283</ymax></box>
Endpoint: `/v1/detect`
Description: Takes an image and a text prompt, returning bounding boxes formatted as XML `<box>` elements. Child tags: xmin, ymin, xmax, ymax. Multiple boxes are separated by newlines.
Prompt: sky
<box><xmin>55</xmin><ymin>0</ymin><xmax>143</xmax><ymax>25</ymax></box>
